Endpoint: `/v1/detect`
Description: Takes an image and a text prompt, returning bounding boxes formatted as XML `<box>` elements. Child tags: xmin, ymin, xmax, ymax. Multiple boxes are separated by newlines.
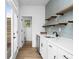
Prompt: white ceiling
<box><xmin>19</xmin><ymin>0</ymin><xmax>50</xmax><ymax>6</ymax></box>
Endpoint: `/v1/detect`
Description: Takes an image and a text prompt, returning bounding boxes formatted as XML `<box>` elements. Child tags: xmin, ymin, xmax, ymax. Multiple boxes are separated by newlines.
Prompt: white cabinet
<box><xmin>48</xmin><ymin>42</ymin><xmax>58</xmax><ymax>59</ymax></box>
<box><xmin>39</xmin><ymin>35</ymin><xmax>73</xmax><ymax>59</ymax></box>
<box><xmin>40</xmin><ymin>37</ymin><xmax>48</xmax><ymax>59</ymax></box>
<box><xmin>40</xmin><ymin>37</ymin><xmax>43</xmax><ymax>57</ymax></box>
<box><xmin>58</xmin><ymin>48</ymin><xmax>73</xmax><ymax>59</ymax></box>
<box><xmin>48</xmin><ymin>42</ymin><xmax>73</xmax><ymax>59</ymax></box>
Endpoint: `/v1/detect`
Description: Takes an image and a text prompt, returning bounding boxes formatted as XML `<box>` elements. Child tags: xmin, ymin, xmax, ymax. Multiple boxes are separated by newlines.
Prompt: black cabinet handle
<box><xmin>54</xmin><ymin>56</ymin><xmax>56</xmax><ymax>59</ymax></box>
<box><xmin>49</xmin><ymin>45</ymin><xmax>52</xmax><ymax>48</ymax></box>
<box><xmin>13</xmin><ymin>37</ymin><xmax>16</xmax><ymax>39</ymax></box>
<box><xmin>63</xmin><ymin>55</ymin><xmax>68</xmax><ymax>59</ymax></box>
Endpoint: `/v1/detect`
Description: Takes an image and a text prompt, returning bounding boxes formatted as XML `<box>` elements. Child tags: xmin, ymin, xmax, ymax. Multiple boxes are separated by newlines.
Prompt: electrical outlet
<box><xmin>59</xmin><ymin>28</ymin><xmax>61</xmax><ymax>32</ymax></box>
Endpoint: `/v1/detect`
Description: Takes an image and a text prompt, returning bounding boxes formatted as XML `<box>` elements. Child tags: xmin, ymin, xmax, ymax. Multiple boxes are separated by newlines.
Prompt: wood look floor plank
<box><xmin>16</xmin><ymin>41</ymin><xmax>42</xmax><ymax>59</ymax></box>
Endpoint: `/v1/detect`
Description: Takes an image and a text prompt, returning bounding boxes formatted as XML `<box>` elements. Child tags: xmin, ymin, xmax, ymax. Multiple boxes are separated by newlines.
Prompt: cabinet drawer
<box><xmin>58</xmin><ymin>48</ymin><xmax>73</xmax><ymax>59</ymax></box>
<box><xmin>48</xmin><ymin>42</ymin><xmax>58</xmax><ymax>59</ymax></box>
<box><xmin>48</xmin><ymin>42</ymin><xmax>58</xmax><ymax>54</ymax></box>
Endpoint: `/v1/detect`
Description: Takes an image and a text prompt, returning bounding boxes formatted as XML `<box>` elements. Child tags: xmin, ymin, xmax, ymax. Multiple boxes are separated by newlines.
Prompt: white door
<box><xmin>13</xmin><ymin>12</ymin><xmax>18</xmax><ymax>55</ymax></box>
<box><xmin>23</xmin><ymin>17</ymin><xmax>32</xmax><ymax>41</ymax></box>
<box><xmin>26</xmin><ymin>25</ymin><xmax>32</xmax><ymax>41</ymax></box>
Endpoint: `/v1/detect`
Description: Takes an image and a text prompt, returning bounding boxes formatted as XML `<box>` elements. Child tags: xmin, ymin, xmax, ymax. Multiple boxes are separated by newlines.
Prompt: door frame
<box><xmin>6</xmin><ymin>0</ymin><xmax>13</xmax><ymax>59</ymax></box>
<box><xmin>6</xmin><ymin>0</ymin><xmax>18</xmax><ymax>59</ymax></box>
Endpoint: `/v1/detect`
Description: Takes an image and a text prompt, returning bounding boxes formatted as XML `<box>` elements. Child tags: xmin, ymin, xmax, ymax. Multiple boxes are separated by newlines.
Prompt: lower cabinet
<box><xmin>58</xmin><ymin>48</ymin><xmax>73</xmax><ymax>59</ymax></box>
<box><xmin>40</xmin><ymin>37</ymin><xmax>48</xmax><ymax>59</ymax></box>
<box><xmin>48</xmin><ymin>42</ymin><xmax>58</xmax><ymax>59</ymax></box>
<box><xmin>47</xmin><ymin>42</ymin><xmax>73</xmax><ymax>59</ymax></box>
<box><xmin>39</xmin><ymin>36</ymin><xmax>73</xmax><ymax>59</ymax></box>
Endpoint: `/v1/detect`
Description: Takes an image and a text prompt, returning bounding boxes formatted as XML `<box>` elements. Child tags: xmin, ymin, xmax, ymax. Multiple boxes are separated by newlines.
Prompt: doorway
<box><xmin>22</xmin><ymin>16</ymin><xmax>32</xmax><ymax>44</ymax></box>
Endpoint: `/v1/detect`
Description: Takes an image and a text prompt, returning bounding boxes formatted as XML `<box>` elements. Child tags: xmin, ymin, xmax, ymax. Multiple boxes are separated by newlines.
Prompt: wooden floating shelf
<box><xmin>43</xmin><ymin>22</ymin><xmax>67</xmax><ymax>27</ymax></box>
<box><xmin>68</xmin><ymin>21</ymin><xmax>73</xmax><ymax>23</ymax></box>
<box><xmin>52</xmin><ymin>22</ymin><xmax>67</xmax><ymax>26</ymax></box>
<box><xmin>45</xmin><ymin>16</ymin><xmax>57</xmax><ymax>21</ymax></box>
<box><xmin>42</xmin><ymin>25</ymin><xmax>55</xmax><ymax>27</ymax></box>
<box><xmin>56</xmin><ymin>5</ymin><xmax>73</xmax><ymax>15</ymax></box>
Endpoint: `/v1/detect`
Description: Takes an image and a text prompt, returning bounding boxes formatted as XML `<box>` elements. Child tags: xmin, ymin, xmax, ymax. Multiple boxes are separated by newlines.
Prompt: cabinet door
<box><xmin>40</xmin><ymin>37</ymin><xmax>43</xmax><ymax>56</ymax></box>
<box><xmin>42</xmin><ymin>38</ymin><xmax>48</xmax><ymax>59</ymax></box>
<box><xmin>40</xmin><ymin>37</ymin><xmax>48</xmax><ymax>59</ymax></box>
<box><xmin>48</xmin><ymin>42</ymin><xmax>58</xmax><ymax>59</ymax></box>
<box><xmin>58</xmin><ymin>48</ymin><xmax>73</xmax><ymax>59</ymax></box>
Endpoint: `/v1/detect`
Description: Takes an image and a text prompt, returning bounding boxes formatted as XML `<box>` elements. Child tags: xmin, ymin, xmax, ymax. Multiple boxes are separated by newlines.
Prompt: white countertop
<box><xmin>37</xmin><ymin>34</ymin><xmax>73</xmax><ymax>55</ymax></box>
<box><xmin>47</xmin><ymin>37</ymin><xmax>73</xmax><ymax>55</ymax></box>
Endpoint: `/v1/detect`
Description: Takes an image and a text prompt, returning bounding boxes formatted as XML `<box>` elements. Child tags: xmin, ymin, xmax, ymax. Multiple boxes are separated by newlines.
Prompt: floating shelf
<box><xmin>56</xmin><ymin>5</ymin><xmax>73</xmax><ymax>15</ymax></box>
<box><xmin>45</xmin><ymin>16</ymin><xmax>57</xmax><ymax>21</ymax></box>
<box><xmin>43</xmin><ymin>22</ymin><xmax>67</xmax><ymax>27</ymax></box>
<box><xmin>52</xmin><ymin>22</ymin><xmax>67</xmax><ymax>26</ymax></box>
<box><xmin>42</xmin><ymin>24</ymin><xmax>55</xmax><ymax>27</ymax></box>
<box><xmin>68</xmin><ymin>21</ymin><xmax>73</xmax><ymax>23</ymax></box>
<box><xmin>58</xmin><ymin>23</ymin><xmax>67</xmax><ymax>25</ymax></box>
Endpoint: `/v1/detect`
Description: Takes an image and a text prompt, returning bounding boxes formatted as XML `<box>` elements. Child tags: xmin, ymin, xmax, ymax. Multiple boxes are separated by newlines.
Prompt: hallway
<box><xmin>16</xmin><ymin>42</ymin><xmax>42</xmax><ymax>59</ymax></box>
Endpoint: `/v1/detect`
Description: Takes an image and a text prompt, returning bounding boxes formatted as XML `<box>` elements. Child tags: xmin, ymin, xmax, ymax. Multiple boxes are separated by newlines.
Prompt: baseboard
<box><xmin>12</xmin><ymin>49</ymin><xmax>18</xmax><ymax>59</ymax></box>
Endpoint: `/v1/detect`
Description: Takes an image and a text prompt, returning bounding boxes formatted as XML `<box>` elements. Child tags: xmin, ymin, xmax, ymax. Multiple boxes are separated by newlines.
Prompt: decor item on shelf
<box><xmin>40</xmin><ymin>32</ymin><xmax>47</xmax><ymax>35</ymax></box>
<box><xmin>45</xmin><ymin>16</ymin><xmax>57</xmax><ymax>21</ymax></box>
<box><xmin>56</xmin><ymin>13</ymin><xmax>64</xmax><ymax>15</ymax></box>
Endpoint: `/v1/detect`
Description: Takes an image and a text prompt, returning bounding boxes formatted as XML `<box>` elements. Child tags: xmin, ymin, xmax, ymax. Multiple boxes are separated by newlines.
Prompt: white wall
<box><xmin>45</xmin><ymin>0</ymin><xmax>73</xmax><ymax>39</ymax></box>
<box><xmin>0</xmin><ymin>0</ymin><xmax>6</xmax><ymax>59</ymax></box>
<box><xmin>46</xmin><ymin>0</ymin><xmax>73</xmax><ymax>18</ymax></box>
<box><xmin>20</xmin><ymin>5</ymin><xmax>45</xmax><ymax>47</ymax></box>
<box><xmin>19</xmin><ymin>17</ymin><xmax>25</xmax><ymax>48</ymax></box>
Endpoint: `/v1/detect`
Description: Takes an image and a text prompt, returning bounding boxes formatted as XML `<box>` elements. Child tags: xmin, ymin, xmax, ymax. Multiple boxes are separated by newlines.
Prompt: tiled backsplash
<box><xmin>45</xmin><ymin>10</ymin><xmax>73</xmax><ymax>39</ymax></box>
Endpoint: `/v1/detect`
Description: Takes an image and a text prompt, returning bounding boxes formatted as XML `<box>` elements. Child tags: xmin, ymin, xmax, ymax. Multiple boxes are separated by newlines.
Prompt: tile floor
<box><xmin>16</xmin><ymin>41</ymin><xmax>42</xmax><ymax>59</ymax></box>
